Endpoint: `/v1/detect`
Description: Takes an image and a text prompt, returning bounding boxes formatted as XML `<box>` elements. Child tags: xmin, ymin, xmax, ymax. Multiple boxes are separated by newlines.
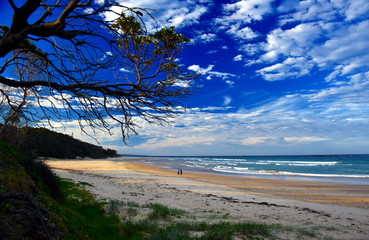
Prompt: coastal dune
<box><xmin>47</xmin><ymin>159</ymin><xmax>369</xmax><ymax>239</ymax></box>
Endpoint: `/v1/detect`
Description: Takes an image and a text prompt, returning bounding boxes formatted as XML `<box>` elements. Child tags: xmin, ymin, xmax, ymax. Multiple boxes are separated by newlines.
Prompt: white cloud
<box><xmin>208</xmin><ymin>70</ymin><xmax>236</xmax><ymax>80</ymax></box>
<box><xmin>188</xmin><ymin>64</ymin><xmax>214</xmax><ymax>74</ymax></box>
<box><xmin>193</xmin><ymin>33</ymin><xmax>218</xmax><ymax>43</ymax></box>
<box><xmin>283</xmin><ymin>0</ymin><xmax>346</xmax><ymax>23</ymax></box>
<box><xmin>241</xmin><ymin>1</ymin><xmax>369</xmax><ymax>82</ymax></box>
<box><xmin>258</xmin><ymin>57</ymin><xmax>313</xmax><ymax>81</ymax></box>
<box><xmin>133</xmin><ymin>136</ymin><xmax>217</xmax><ymax>150</ymax></box>
<box><xmin>163</xmin><ymin>5</ymin><xmax>207</xmax><ymax>27</ymax></box>
<box><xmin>345</xmin><ymin>0</ymin><xmax>369</xmax><ymax>20</ymax></box>
<box><xmin>233</xmin><ymin>54</ymin><xmax>243</xmax><ymax>62</ymax></box>
<box><xmin>220</xmin><ymin>0</ymin><xmax>274</xmax><ymax>24</ymax></box>
<box><xmin>214</xmin><ymin>0</ymin><xmax>273</xmax><ymax>52</ymax></box>
<box><xmin>126</xmin><ymin>76</ymin><xmax>369</xmax><ymax>153</ymax></box>
<box><xmin>32</xmin><ymin>0</ymin><xmax>369</xmax><ymax>156</ymax></box>
<box><xmin>105</xmin><ymin>0</ymin><xmax>209</xmax><ymax>31</ymax></box>
<box><xmin>225</xmin><ymin>80</ymin><xmax>235</xmax><ymax>87</ymax></box>
<box><xmin>240</xmin><ymin>44</ymin><xmax>262</xmax><ymax>57</ymax></box>
<box><xmin>188</xmin><ymin>64</ymin><xmax>237</xmax><ymax>86</ymax></box>
<box><xmin>119</xmin><ymin>67</ymin><xmax>131</xmax><ymax>73</ymax></box>
<box><xmin>262</xmin><ymin>23</ymin><xmax>323</xmax><ymax>59</ymax></box>
<box><xmin>277</xmin><ymin>0</ymin><xmax>300</xmax><ymax>13</ymax></box>
<box><xmin>100</xmin><ymin>51</ymin><xmax>113</xmax><ymax>61</ymax></box>
<box><xmin>95</xmin><ymin>0</ymin><xmax>105</xmax><ymax>5</ymax></box>
<box><xmin>239</xmin><ymin>137</ymin><xmax>270</xmax><ymax>145</ymax></box>
<box><xmin>226</xmin><ymin>24</ymin><xmax>258</xmax><ymax>40</ymax></box>
<box><xmin>173</xmin><ymin>80</ymin><xmax>191</xmax><ymax>88</ymax></box>
<box><xmin>47</xmin><ymin>74</ymin><xmax>369</xmax><ymax>155</ymax></box>
<box><xmin>222</xmin><ymin>96</ymin><xmax>232</xmax><ymax>106</ymax></box>
<box><xmin>84</xmin><ymin>8</ymin><xmax>94</xmax><ymax>14</ymax></box>
<box><xmin>310</xmin><ymin>20</ymin><xmax>369</xmax><ymax>81</ymax></box>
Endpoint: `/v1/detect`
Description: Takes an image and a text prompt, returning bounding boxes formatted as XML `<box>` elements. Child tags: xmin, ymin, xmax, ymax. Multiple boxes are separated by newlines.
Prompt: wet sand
<box><xmin>47</xmin><ymin>159</ymin><xmax>369</xmax><ymax>239</ymax></box>
<box><xmin>124</xmin><ymin>162</ymin><xmax>369</xmax><ymax>209</ymax></box>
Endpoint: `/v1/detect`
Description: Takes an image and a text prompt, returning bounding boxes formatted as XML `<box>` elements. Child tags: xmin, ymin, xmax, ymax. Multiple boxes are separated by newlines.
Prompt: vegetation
<box><xmin>1</xmin><ymin>141</ymin><xmax>331</xmax><ymax>239</ymax></box>
<box><xmin>0</xmin><ymin>0</ymin><xmax>196</xmax><ymax>141</ymax></box>
<box><xmin>0</xmin><ymin>142</ymin><xmax>273</xmax><ymax>239</ymax></box>
<box><xmin>143</xmin><ymin>203</ymin><xmax>186</xmax><ymax>220</ymax></box>
<box><xmin>0</xmin><ymin>142</ymin><xmax>63</xmax><ymax>239</ymax></box>
<box><xmin>0</xmin><ymin>2</ymin><xmax>324</xmax><ymax>237</ymax></box>
<box><xmin>0</xmin><ymin>125</ymin><xmax>118</xmax><ymax>159</ymax></box>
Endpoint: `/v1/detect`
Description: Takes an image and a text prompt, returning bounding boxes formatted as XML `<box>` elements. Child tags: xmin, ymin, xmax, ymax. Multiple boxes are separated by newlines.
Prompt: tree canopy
<box><xmin>0</xmin><ymin>0</ymin><xmax>195</xmax><ymax>141</ymax></box>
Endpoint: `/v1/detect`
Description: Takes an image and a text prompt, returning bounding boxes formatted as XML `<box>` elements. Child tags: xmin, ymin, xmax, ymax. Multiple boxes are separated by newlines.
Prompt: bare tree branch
<box><xmin>0</xmin><ymin>0</ymin><xmax>196</xmax><ymax>142</ymax></box>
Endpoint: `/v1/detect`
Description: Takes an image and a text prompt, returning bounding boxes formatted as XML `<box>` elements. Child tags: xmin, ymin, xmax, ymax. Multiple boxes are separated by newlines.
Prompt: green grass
<box><xmin>0</xmin><ymin>142</ymin><xmax>33</xmax><ymax>193</ymax></box>
<box><xmin>49</xmin><ymin>178</ymin><xmax>125</xmax><ymax>240</ymax></box>
<box><xmin>106</xmin><ymin>200</ymin><xmax>141</xmax><ymax>215</ymax></box>
<box><xmin>0</xmin><ymin>141</ymin><xmax>304</xmax><ymax>240</ymax></box>
<box><xmin>199</xmin><ymin>222</ymin><xmax>272</xmax><ymax>240</ymax></box>
<box><xmin>143</xmin><ymin>203</ymin><xmax>186</xmax><ymax>220</ymax></box>
<box><xmin>78</xmin><ymin>181</ymin><xmax>94</xmax><ymax>187</ymax></box>
<box><xmin>50</xmin><ymin>180</ymin><xmax>276</xmax><ymax>240</ymax></box>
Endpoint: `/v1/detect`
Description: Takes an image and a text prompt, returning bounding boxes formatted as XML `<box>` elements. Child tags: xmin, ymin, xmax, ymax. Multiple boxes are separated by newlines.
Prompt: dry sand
<box><xmin>47</xmin><ymin>158</ymin><xmax>369</xmax><ymax>240</ymax></box>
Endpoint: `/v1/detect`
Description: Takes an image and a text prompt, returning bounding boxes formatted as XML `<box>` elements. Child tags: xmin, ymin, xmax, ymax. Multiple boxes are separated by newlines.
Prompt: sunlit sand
<box><xmin>47</xmin><ymin>158</ymin><xmax>369</xmax><ymax>239</ymax></box>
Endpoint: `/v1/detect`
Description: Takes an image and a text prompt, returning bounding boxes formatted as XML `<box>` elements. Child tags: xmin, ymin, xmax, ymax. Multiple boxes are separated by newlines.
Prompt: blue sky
<box><xmin>2</xmin><ymin>0</ymin><xmax>369</xmax><ymax>156</ymax></box>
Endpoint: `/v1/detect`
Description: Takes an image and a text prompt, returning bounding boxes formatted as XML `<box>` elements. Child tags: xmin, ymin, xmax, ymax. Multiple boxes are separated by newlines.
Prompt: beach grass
<box><xmin>0</xmin><ymin>141</ymin><xmax>340</xmax><ymax>240</ymax></box>
<box><xmin>49</xmin><ymin>177</ymin><xmax>278</xmax><ymax>240</ymax></box>
<box><xmin>52</xmin><ymin>175</ymin><xmax>351</xmax><ymax>240</ymax></box>
<box><xmin>144</xmin><ymin>203</ymin><xmax>187</xmax><ymax>220</ymax></box>
<box><xmin>50</xmin><ymin>178</ymin><xmax>125</xmax><ymax>240</ymax></box>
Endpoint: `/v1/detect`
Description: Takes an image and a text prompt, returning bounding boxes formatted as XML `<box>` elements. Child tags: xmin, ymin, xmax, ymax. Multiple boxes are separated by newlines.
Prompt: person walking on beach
<box><xmin>180</xmin><ymin>169</ymin><xmax>183</xmax><ymax>175</ymax></box>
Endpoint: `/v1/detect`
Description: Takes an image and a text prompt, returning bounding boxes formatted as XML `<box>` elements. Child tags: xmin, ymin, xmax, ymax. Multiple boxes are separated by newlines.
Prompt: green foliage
<box><xmin>0</xmin><ymin>142</ymin><xmax>282</xmax><ymax>240</ymax></box>
<box><xmin>0</xmin><ymin>142</ymin><xmax>34</xmax><ymax>193</ymax></box>
<box><xmin>0</xmin><ymin>141</ymin><xmax>24</xmax><ymax>163</ymax></box>
<box><xmin>116</xmin><ymin>14</ymin><xmax>143</xmax><ymax>36</ymax></box>
<box><xmin>113</xmin><ymin>13</ymin><xmax>191</xmax><ymax>84</ymax></box>
<box><xmin>0</xmin><ymin>126</ymin><xmax>118</xmax><ymax>159</ymax></box>
<box><xmin>297</xmin><ymin>228</ymin><xmax>317</xmax><ymax>238</ymax></box>
<box><xmin>78</xmin><ymin>181</ymin><xmax>94</xmax><ymax>187</ymax></box>
<box><xmin>50</xmin><ymin>178</ymin><xmax>124</xmax><ymax>240</ymax></box>
<box><xmin>106</xmin><ymin>200</ymin><xmax>141</xmax><ymax>215</ymax></box>
<box><xmin>0</xmin><ymin>142</ymin><xmax>62</xmax><ymax>239</ymax></box>
<box><xmin>48</xmin><ymin>185</ymin><xmax>275</xmax><ymax>240</ymax></box>
<box><xmin>152</xmin><ymin>26</ymin><xmax>190</xmax><ymax>50</ymax></box>
<box><xmin>25</xmin><ymin>158</ymin><xmax>64</xmax><ymax>201</ymax></box>
<box><xmin>203</xmin><ymin>222</ymin><xmax>234</xmax><ymax>240</ymax></box>
<box><xmin>143</xmin><ymin>203</ymin><xmax>186</xmax><ymax>220</ymax></box>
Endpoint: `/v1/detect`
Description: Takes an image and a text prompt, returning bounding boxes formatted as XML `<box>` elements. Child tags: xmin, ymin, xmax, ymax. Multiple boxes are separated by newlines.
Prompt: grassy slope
<box><xmin>2</xmin><ymin>142</ymin><xmax>320</xmax><ymax>240</ymax></box>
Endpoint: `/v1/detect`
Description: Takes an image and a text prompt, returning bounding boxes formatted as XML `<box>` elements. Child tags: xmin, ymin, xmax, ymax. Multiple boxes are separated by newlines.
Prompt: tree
<box><xmin>0</xmin><ymin>49</ymin><xmax>46</xmax><ymax>145</ymax></box>
<box><xmin>0</xmin><ymin>0</ymin><xmax>195</xmax><ymax>141</ymax></box>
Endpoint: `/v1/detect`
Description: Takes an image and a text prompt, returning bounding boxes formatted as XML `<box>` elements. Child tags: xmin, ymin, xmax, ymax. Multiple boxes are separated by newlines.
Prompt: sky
<box><xmin>2</xmin><ymin>0</ymin><xmax>369</xmax><ymax>156</ymax></box>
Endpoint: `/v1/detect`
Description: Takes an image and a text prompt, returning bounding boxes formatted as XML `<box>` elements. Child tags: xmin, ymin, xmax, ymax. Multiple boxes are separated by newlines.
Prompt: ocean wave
<box><xmin>212</xmin><ymin>166</ymin><xmax>369</xmax><ymax>178</ymax></box>
<box><xmin>266</xmin><ymin>161</ymin><xmax>339</xmax><ymax>166</ymax></box>
<box><xmin>213</xmin><ymin>166</ymin><xmax>249</xmax><ymax>173</ymax></box>
<box><xmin>277</xmin><ymin>171</ymin><xmax>369</xmax><ymax>178</ymax></box>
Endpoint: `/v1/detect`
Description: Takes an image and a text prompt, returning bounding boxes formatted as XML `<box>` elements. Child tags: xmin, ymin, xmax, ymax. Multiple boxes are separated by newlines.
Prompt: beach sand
<box><xmin>47</xmin><ymin>159</ymin><xmax>369</xmax><ymax>239</ymax></box>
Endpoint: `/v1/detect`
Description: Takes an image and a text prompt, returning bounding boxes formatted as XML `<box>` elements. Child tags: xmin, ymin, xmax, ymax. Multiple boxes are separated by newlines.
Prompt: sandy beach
<box><xmin>47</xmin><ymin>158</ymin><xmax>369</xmax><ymax>240</ymax></box>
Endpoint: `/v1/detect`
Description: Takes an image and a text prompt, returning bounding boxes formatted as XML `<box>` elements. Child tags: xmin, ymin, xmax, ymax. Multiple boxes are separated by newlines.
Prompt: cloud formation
<box><xmin>222</xmin><ymin>0</ymin><xmax>369</xmax><ymax>83</ymax></box>
<box><xmin>66</xmin><ymin>73</ymin><xmax>368</xmax><ymax>155</ymax></box>
<box><xmin>44</xmin><ymin>0</ymin><xmax>369</xmax><ymax>156</ymax></box>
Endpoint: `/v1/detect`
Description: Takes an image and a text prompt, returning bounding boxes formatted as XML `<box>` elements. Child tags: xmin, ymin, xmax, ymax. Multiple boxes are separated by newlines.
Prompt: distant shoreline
<box><xmin>46</xmin><ymin>158</ymin><xmax>369</xmax><ymax>239</ymax></box>
<box><xmin>115</xmin><ymin>155</ymin><xmax>369</xmax><ymax>185</ymax></box>
<box><xmin>46</xmin><ymin>157</ymin><xmax>369</xmax><ymax>208</ymax></box>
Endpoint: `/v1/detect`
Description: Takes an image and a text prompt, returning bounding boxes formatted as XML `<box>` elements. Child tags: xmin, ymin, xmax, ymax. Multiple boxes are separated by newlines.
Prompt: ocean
<box><xmin>139</xmin><ymin>155</ymin><xmax>369</xmax><ymax>185</ymax></box>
